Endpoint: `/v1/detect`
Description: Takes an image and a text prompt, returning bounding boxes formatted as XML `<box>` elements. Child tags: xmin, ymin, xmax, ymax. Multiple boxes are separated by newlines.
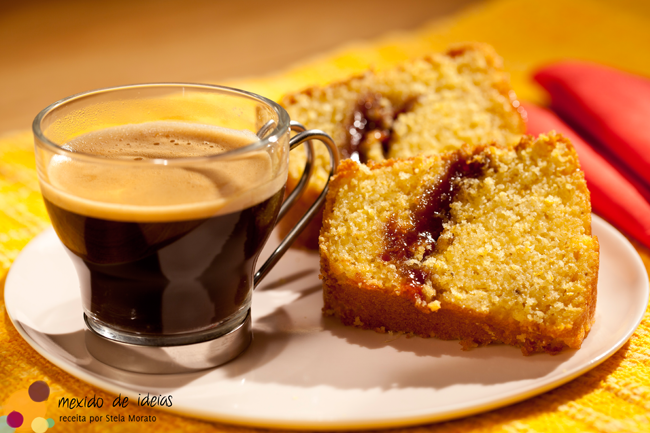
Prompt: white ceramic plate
<box><xmin>5</xmin><ymin>215</ymin><xmax>648</xmax><ymax>430</ymax></box>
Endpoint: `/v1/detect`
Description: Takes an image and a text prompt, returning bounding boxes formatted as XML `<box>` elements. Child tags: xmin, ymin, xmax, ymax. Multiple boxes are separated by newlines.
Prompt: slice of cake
<box><xmin>280</xmin><ymin>43</ymin><xmax>526</xmax><ymax>249</ymax></box>
<box><xmin>319</xmin><ymin>132</ymin><xmax>599</xmax><ymax>355</ymax></box>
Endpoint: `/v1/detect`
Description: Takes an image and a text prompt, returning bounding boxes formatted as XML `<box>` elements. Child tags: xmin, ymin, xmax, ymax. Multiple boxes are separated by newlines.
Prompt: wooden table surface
<box><xmin>0</xmin><ymin>0</ymin><xmax>478</xmax><ymax>135</ymax></box>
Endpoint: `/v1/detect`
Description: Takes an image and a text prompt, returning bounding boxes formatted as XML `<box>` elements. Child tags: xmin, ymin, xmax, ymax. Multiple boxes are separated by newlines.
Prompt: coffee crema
<box><xmin>41</xmin><ymin>122</ymin><xmax>286</xmax><ymax>336</ymax></box>
<box><xmin>42</xmin><ymin>121</ymin><xmax>286</xmax><ymax>222</ymax></box>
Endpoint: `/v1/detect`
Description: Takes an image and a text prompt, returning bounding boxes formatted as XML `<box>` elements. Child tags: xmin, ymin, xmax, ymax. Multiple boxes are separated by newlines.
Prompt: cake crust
<box><xmin>321</xmin><ymin>256</ymin><xmax>598</xmax><ymax>355</ymax></box>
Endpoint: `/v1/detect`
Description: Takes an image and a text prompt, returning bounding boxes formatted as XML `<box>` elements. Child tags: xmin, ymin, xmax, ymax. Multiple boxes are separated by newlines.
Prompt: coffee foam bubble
<box><xmin>41</xmin><ymin>121</ymin><xmax>286</xmax><ymax>222</ymax></box>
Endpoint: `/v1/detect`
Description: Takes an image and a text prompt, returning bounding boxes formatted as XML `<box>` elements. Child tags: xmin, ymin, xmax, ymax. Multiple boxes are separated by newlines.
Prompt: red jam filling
<box><xmin>382</xmin><ymin>153</ymin><xmax>487</xmax><ymax>298</ymax></box>
<box><xmin>344</xmin><ymin>93</ymin><xmax>417</xmax><ymax>163</ymax></box>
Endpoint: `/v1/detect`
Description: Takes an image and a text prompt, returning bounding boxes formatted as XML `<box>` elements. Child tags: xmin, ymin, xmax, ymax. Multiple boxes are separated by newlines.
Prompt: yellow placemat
<box><xmin>2</xmin><ymin>0</ymin><xmax>650</xmax><ymax>432</ymax></box>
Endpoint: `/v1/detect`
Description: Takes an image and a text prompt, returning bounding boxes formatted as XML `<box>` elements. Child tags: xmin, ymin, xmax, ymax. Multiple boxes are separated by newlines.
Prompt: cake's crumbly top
<box><xmin>282</xmin><ymin>43</ymin><xmax>526</xmax><ymax>191</ymax></box>
<box><xmin>320</xmin><ymin>132</ymin><xmax>598</xmax><ymax>331</ymax></box>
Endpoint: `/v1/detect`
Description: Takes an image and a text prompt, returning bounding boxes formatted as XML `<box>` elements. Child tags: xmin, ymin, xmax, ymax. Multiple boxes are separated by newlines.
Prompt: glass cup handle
<box><xmin>276</xmin><ymin>121</ymin><xmax>315</xmax><ymax>222</ymax></box>
<box><xmin>253</xmin><ymin>121</ymin><xmax>340</xmax><ymax>287</ymax></box>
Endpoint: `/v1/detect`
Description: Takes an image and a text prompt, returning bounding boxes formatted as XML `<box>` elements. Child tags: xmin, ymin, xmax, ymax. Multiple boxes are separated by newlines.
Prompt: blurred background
<box><xmin>0</xmin><ymin>0</ymin><xmax>479</xmax><ymax>135</ymax></box>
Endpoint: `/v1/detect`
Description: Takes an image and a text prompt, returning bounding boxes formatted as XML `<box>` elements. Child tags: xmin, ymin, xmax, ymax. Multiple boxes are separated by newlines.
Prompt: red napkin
<box><xmin>534</xmin><ymin>62</ymin><xmax>650</xmax><ymax>190</ymax></box>
<box><xmin>524</xmin><ymin>103</ymin><xmax>650</xmax><ymax>249</ymax></box>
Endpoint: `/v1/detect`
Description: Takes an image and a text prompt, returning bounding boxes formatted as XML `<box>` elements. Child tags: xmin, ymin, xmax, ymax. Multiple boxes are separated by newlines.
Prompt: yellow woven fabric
<box><xmin>2</xmin><ymin>0</ymin><xmax>650</xmax><ymax>432</ymax></box>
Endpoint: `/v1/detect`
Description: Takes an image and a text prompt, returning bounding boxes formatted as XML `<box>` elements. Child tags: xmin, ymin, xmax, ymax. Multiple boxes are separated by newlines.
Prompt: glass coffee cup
<box><xmin>33</xmin><ymin>83</ymin><xmax>339</xmax><ymax>373</ymax></box>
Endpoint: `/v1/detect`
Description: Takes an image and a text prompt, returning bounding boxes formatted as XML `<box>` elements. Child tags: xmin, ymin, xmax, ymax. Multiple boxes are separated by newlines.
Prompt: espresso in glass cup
<box><xmin>33</xmin><ymin>84</ymin><xmax>338</xmax><ymax>373</ymax></box>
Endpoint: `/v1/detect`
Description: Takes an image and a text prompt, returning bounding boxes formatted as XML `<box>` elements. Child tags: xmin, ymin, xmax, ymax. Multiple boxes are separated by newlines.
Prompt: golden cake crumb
<box><xmin>319</xmin><ymin>132</ymin><xmax>599</xmax><ymax>355</ymax></box>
